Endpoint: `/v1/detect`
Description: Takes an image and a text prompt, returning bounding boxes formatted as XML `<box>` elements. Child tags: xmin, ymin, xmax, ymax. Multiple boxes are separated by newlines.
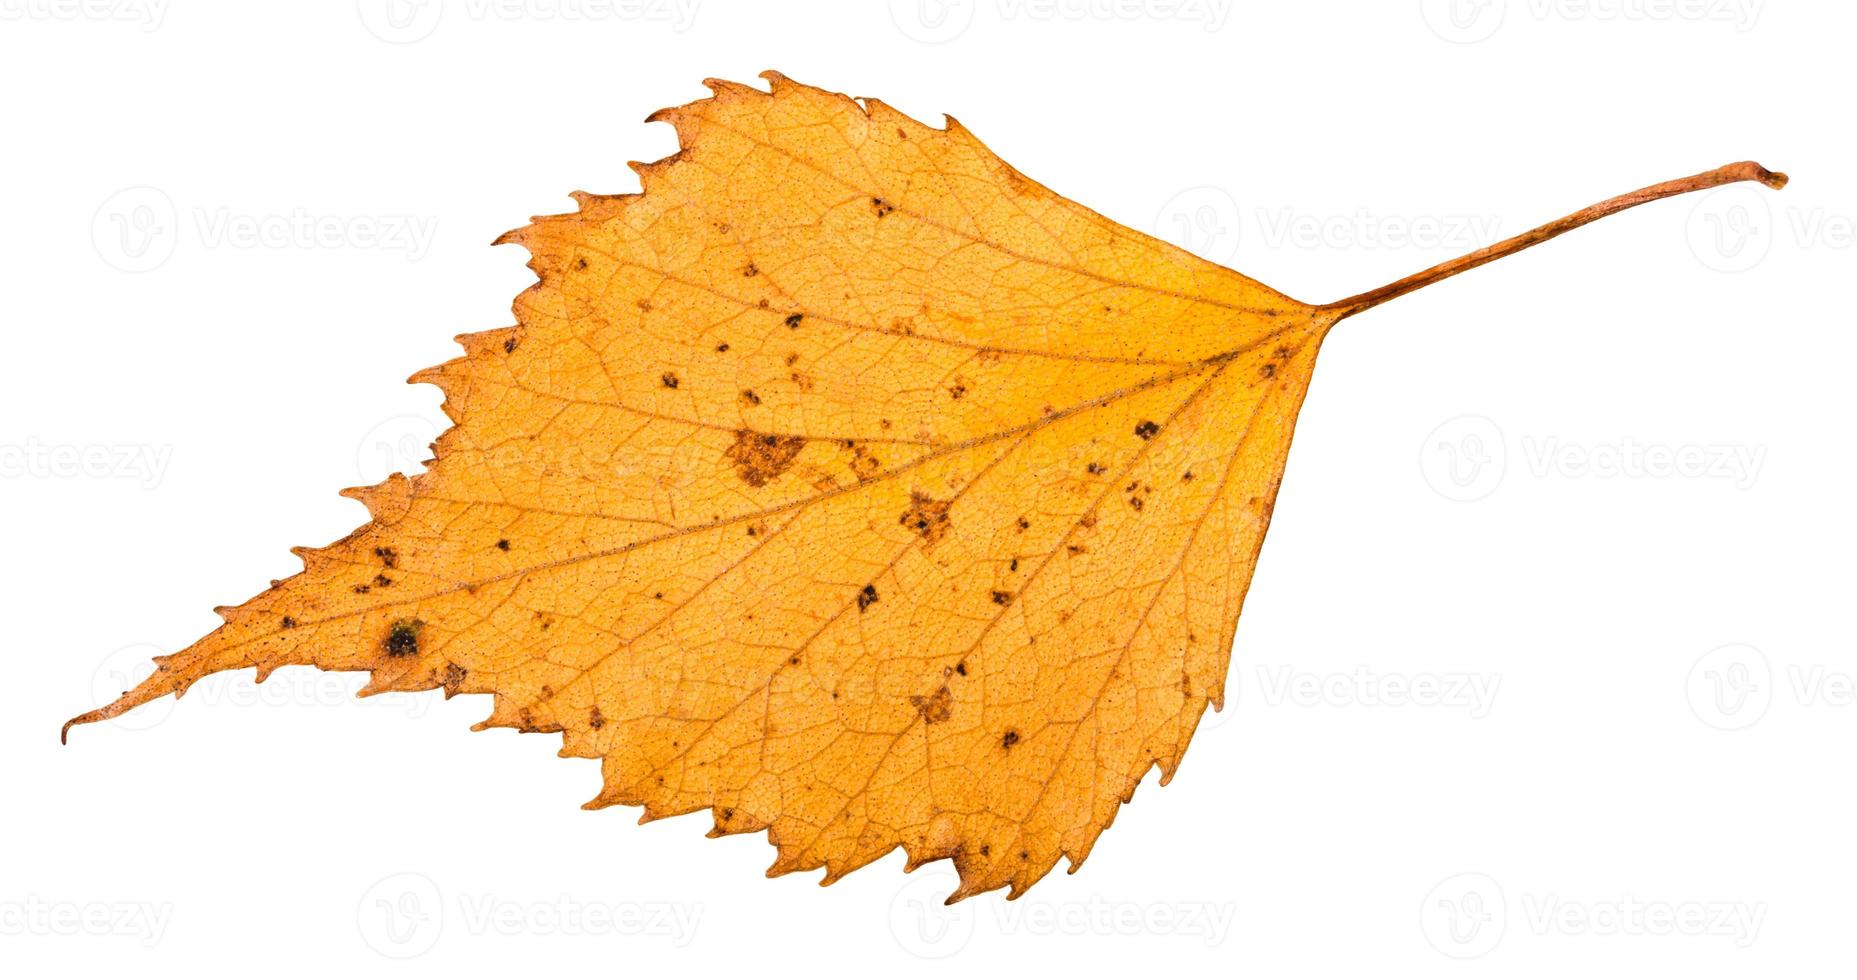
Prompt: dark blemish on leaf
<box><xmin>1182</xmin><ymin>470</ymin><xmax>1195</xmax><ymax>482</ymax></box>
<box><xmin>661</xmin><ymin>371</ymin><xmax>680</xmax><ymax>389</ymax></box>
<box><xmin>1128</xmin><ymin>495</ymin><xmax>1144</xmax><ymax>511</ymax></box>
<box><xmin>1079</xmin><ymin>511</ymin><xmax>1098</xmax><ymax>529</ymax></box>
<box><xmin>1016</xmin><ymin>516</ymin><xmax>1030</xmax><ymax>531</ymax></box>
<box><xmin>897</xmin><ymin>127</ymin><xmax>909</xmax><ymax>140</ymax></box>
<box><xmin>384</xmin><ymin>618</ymin><xmax>424</xmax><ymax>657</ymax></box>
<box><xmin>1020</xmin><ymin>850</ymin><xmax>1029</xmax><ymax>860</ymax></box>
<box><xmin>654</xmin><ymin>591</ymin><xmax>665</xmax><ymax>600</ymax></box>
<box><xmin>1260</xmin><ymin>362</ymin><xmax>1277</xmax><ymax>379</ymax></box>
<box><xmin>1086</xmin><ymin>461</ymin><xmax>1105</xmax><ymax>475</ymax></box>
<box><xmin>1135</xmin><ymin>420</ymin><xmax>1160</xmax><ymax>440</ymax></box>
<box><xmin>575</xmin><ymin>257</ymin><xmax>588</xmax><ymax>270</ymax></box>
<box><xmin>948</xmin><ymin>383</ymin><xmax>967</xmax><ymax>400</ymax></box>
<box><xmin>739</xmin><ymin>389</ymin><xmax>761</xmax><ymax>407</ymax></box>
<box><xmin>879</xmin><ymin>418</ymin><xmax>893</xmax><ymax>430</ymax></box>
<box><xmin>857</xmin><ymin>584</ymin><xmax>879</xmax><ymax>612</ymax></box>
<box><xmin>716</xmin><ymin>342</ymin><xmax>730</xmax><ymax>352</ymax></box>
<box><xmin>980</xmin><ymin>844</ymin><xmax>990</xmax><ymax>856</ymax></box>
<box><xmin>352</xmin><ymin>584</ymin><xmax>370</xmax><ymax>594</ymax></box>
<box><xmin>636</xmin><ymin>298</ymin><xmax>654</xmax><ymax>312</ymax></box>
<box><xmin>726</xmin><ymin>429</ymin><xmax>807</xmax><ymax>488</ymax></box>
<box><xmin>280</xmin><ymin>616</ymin><xmax>297</xmax><ymax>629</ymax></box>
<box><xmin>1008</xmin><ymin>558</ymin><xmax>1018</xmax><ymax>572</ymax></box>
<box><xmin>374</xmin><ymin>546</ymin><xmax>398</xmax><ymax>568</ymax></box>
<box><xmin>1001</xmin><ymin>729</ymin><xmax>1020</xmax><ymax>749</ymax></box>
<box><xmin>1274</xmin><ymin>345</ymin><xmax>1292</xmax><ymax>359</ymax></box>
<box><xmin>589</xmin><ymin>706</ymin><xmax>605</xmax><ymax>730</ymax></box>
<box><xmin>375</xmin><ymin>574</ymin><xmax>392</xmax><ymax>588</ymax></box>
<box><xmin>503</xmin><ymin>338</ymin><xmax>518</xmax><ymax>353</ymax></box>
<box><xmin>785</xmin><ymin>312</ymin><xmax>804</xmax><ymax>329</ymax></box>
<box><xmin>955</xmin><ymin>661</ymin><xmax>967</xmax><ymax>676</ymax></box>
<box><xmin>495</xmin><ymin>539</ymin><xmax>510</xmax><ymax>551</ymax></box>
<box><xmin>785</xmin><ymin>351</ymin><xmax>800</xmax><ymax>367</ymax></box>
<box><xmin>1067</xmin><ymin>544</ymin><xmax>1086</xmax><ymax>555</ymax></box>
<box><xmin>743</xmin><ymin>262</ymin><xmax>758</xmax><ymax>277</ymax></box>
<box><xmin>848</xmin><ymin>443</ymin><xmax>881</xmax><ymax>481</ymax></box>
<box><xmin>910</xmin><ymin>685</ymin><xmax>953</xmax><ymax>724</ymax></box>
<box><xmin>789</xmin><ymin>655</ymin><xmax>801</xmax><ymax>665</ymax></box>
<box><xmin>871</xmin><ymin>196</ymin><xmax>895</xmax><ymax>218</ymax></box>
<box><xmin>900</xmin><ymin>491</ymin><xmax>953</xmax><ymax>546</ymax></box>
<box><xmin>991</xmin><ymin>590</ymin><xmax>1013</xmax><ymax>606</ymax></box>
<box><xmin>442</xmin><ymin>662</ymin><xmax>467</xmax><ymax>695</ymax></box>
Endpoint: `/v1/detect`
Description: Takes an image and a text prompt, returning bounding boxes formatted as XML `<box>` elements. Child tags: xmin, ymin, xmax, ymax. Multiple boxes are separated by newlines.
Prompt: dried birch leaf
<box><xmin>65</xmin><ymin>72</ymin><xmax>1786</xmax><ymax>901</ymax></box>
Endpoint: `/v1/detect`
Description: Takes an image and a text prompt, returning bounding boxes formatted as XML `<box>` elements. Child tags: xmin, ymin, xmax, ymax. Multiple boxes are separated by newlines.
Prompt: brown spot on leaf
<box><xmin>785</xmin><ymin>312</ymin><xmax>804</xmax><ymax>328</ymax></box>
<box><xmin>1134</xmin><ymin>419</ymin><xmax>1160</xmax><ymax>440</ymax></box>
<box><xmin>1001</xmin><ymin>729</ymin><xmax>1020</xmax><ymax>749</ymax></box>
<box><xmin>374</xmin><ymin>546</ymin><xmax>398</xmax><ymax>568</ymax></box>
<box><xmin>871</xmin><ymin>196</ymin><xmax>895</xmax><ymax>218</ymax></box>
<box><xmin>495</xmin><ymin>538</ymin><xmax>510</xmax><ymax>551</ymax></box>
<box><xmin>384</xmin><ymin>618</ymin><xmax>424</xmax><ymax>657</ymax></box>
<box><xmin>900</xmin><ymin>492</ymin><xmax>952</xmax><ymax>546</ymax></box>
<box><xmin>589</xmin><ymin>706</ymin><xmax>605</xmax><ymax>730</ymax></box>
<box><xmin>661</xmin><ymin>371</ymin><xmax>680</xmax><ymax>389</ymax></box>
<box><xmin>857</xmin><ymin>583</ymin><xmax>879</xmax><ymax>611</ymax></box>
<box><xmin>910</xmin><ymin>685</ymin><xmax>952</xmax><ymax>724</ymax></box>
<box><xmin>726</xmin><ymin>429</ymin><xmax>808</xmax><ymax>488</ymax></box>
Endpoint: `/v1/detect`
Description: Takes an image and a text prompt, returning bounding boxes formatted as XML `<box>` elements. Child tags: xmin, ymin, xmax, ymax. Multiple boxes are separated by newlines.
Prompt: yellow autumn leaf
<box><xmin>65</xmin><ymin>72</ymin><xmax>1786</xmax><ymax>901</ymax></box>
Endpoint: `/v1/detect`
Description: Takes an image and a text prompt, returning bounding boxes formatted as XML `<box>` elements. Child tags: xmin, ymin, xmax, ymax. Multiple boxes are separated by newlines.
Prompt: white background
<box><xmin>3</xmin><ymin>0</ymin><xmax>1851</xmax><ymax>975</ymax></box>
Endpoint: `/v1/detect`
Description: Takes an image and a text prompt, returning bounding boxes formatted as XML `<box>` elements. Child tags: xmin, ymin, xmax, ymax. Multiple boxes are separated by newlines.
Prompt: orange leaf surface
<box><xmin>65</xmin><ymin>72</ymin><xmax>1787</xmax><ymax>901</ymax></box>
